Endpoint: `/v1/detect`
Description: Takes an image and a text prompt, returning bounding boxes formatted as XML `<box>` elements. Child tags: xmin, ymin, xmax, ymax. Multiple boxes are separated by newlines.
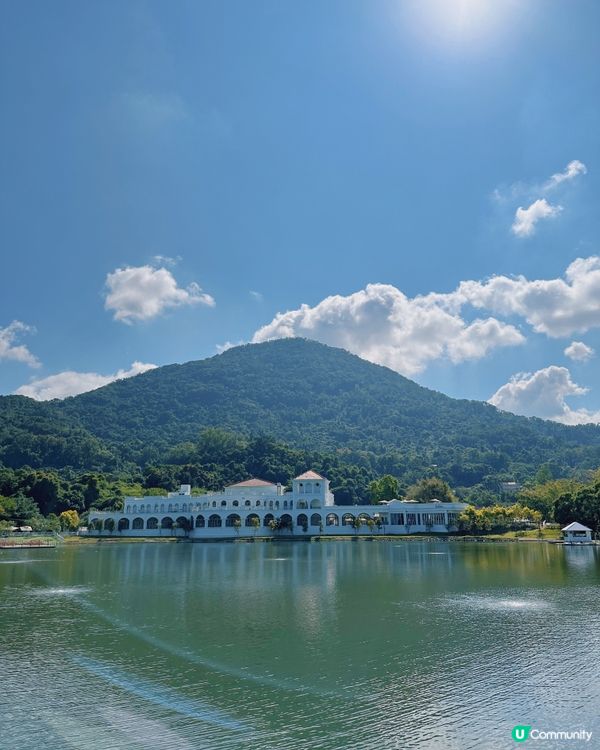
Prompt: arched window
<box><xmin>147</xmin><ymin>517</ymin><xmax>158</xmax><ymax>529</ymax></box>
<box><xmin>269</xmin><ymin>500</ymin><xmax>274</xmax><ymax>509</ymax></box>
<box><xmin>289</xmin><ymin>501</ymin><xmax>293</xmax><ymax>509</ymax></box>
<box><xmin>208</xmin><ymin>514</ymin><xmax>222</xmax><ymax>528</ymax></box>
<box><xmin>279</xmin><ymin>514</ymin><xmax>293</xmax><ymax>530</ymax></box>
<box><xmin>182</xmin><ymin>503</ymin><xmax>187</xmax><ymax>512</ymax></box>
<box><xmin>310</xmin><ymin>499</ymin><xmax>321</xmax><ymax>509</ymax></box>
<box><xmin>245</xmin><ymin>513</ymin><xmax>260</xmax><ymax>527</ymax></box>
<box><xmin>168</xmin><ymin>504</ymin><xmax>173</xmax><ymax>512</ymax></box>
<box><xmin>176</xmin><ymin>516</ymin><xmax>188</xmax><ymax>530</ymax></box>
<box><xmin>139</xmin><ymin>504</ymin><xmax>145</xmax><ymax>513</ymax></box>
<box><xmin>311</xmin><ymin>513</ymin><xmax>322</xmax><ymax>527</ymax></box>
<box><xmin>275</xmin><ymin>501</ymin><xmax>280</xmax><ymax>509</ymax></box>
<box><xmin>133</xmin><ymin>505</ymin><xmax>137</xmax><ymax>513</ymax></box>
<box><xmin>160</xmin><ymin>504</ymin><xmax>165</xmax><ymax>513</ymax></box>
<box><xmin>256</xmin><ymin>500</ymin><xmax>261</xmax><ymax>507</ymax></box>
<box><xmin>283</xmin><ymin>501</ymin><xmax>288</xmax><ymax>509</ymax></box>
<box><xmin>326</xmin><ymin>513</ymin><xmax>339</xmax><ymax>526</ymax></box>
<box><xmin>174</xmin><ymin>504</ymin><xmax>179</xmax><ymax>512</ymax></box>
<box><xmin>118</xmin><ymin>518</ymin><xmax>130</xmax><ymax>531</ymax></box>
<box><xmin>154</xmin><ymin>504</ymin><xmax>159</xmax><ymax>512</ymax></box>
<box><xmin>233</xmin><ymin>500</ymin><xmax>239</xmax><ymax>507</ymax></box>
<box><xmin>104</xmin><ymin>518</ymin><xmax>115</xmax><ymax>532</ymax></box>
<box><xmin>297</xmin><ymin>513</ymin><xmax>308</xmax><ymax>529</ymax></box>
<box><xmin>342</xmin><ymin>513</ymin><xmax>355</xmax><ymax>526</ymax></box>
<box><xmin>263</xmin><ymin>513</ymin><xmax>275</xmax><ymax>527</ymax></box>
<box><xmin>132</xmin><ymin>517</ymin><xmax>144</xmax><ymax>530</ymax></box>
<box><xmin>245</xmin><ymin>500</ymin><xmax>251</xmax><ymax>507</ymax></box>
<box><xmin>196</xmin><ymin>514</ymin><xmax>205</xmax><ymax>528</ymax></box>
<box><xmin>221</xmin><ymin>500</ymin><xmax>227</xmax><ymax>507</ymax></box>
<box><xmin>161</xmin><ymin>516</ymin><xmax>174</xmax><ymax>529</ymax></box>
<box><xmin>226</xmin><ymin>514</ymin><xmax>241</xmax><ymax>527</ymax></box>
<box><xmin>212</xmin><ymin>501</ymin><xmax>217</xmax><ymax>508</ymax></box>
<box><xmin>297</xmin><ymin>501</ymin><xmax>308</xmax><ymax>509</ymax></box>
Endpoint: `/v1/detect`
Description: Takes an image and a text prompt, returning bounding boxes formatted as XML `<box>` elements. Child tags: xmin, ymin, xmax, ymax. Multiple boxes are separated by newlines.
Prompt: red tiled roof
<box><xmin>227</xmin><ymin>478</ymin><xmax>276</xmax><ymax>488</ymax></box>
<box><xmin>294</xmin><ymin>470</ymin><xmax>326</xmax><ymax>481</ymax></box>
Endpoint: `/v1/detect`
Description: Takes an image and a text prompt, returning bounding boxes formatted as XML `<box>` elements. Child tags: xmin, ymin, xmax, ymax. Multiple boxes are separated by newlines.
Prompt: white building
<box><xmin>562</xmin><ymin>522</ymin><xmax>593</xmax><ymax>545</ymax></box>
<box><xmin>88</xmin><ymin>470</ymin><xmax>467</xmax><ymax>539</ymax></box>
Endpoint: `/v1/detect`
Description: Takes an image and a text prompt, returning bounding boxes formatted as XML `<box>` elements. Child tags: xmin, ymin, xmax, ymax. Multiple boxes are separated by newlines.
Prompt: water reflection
<box><xmin>1</xmin><ymin>541</ymin><xmax>599</xmax><ymax>750</ymax></box>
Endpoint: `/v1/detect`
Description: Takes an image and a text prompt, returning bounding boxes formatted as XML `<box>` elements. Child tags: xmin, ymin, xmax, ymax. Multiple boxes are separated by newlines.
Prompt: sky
<box><xmin>1</xmin><ymin>0</ymin><xmax>600</xmax><ymax>424</ymax></box>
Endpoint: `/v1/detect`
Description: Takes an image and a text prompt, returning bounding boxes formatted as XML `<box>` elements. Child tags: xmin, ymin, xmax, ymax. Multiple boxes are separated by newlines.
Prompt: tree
<box><xmin>369</xmin><ymin>475</ymin><xmax>400</xmax><ymax>503</ymax></box>
<box><xmin>59</xmin><ymin>509</ymin><xmax>80</xmax><ymax>531</ymax></box>
<box><xmin>352</xmin><ymin>516</ymin><xmax>362</xmax><ymax>534</ymax></box>
<box><xmin>250</xmin><ymin>516</ymin><xmax>261</xmax><ymax>536</ymax></box>
<box><xmin>406</xmin><ymin>478</ymin><xmax>457</xmax><ymax>503</ymax></box>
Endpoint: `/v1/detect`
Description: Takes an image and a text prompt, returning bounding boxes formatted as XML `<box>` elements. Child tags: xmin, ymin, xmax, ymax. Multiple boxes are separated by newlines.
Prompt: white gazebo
<box><xmin>562</xmin><ymin>522</ymin><xmax>593</xmax><ymax>545</ymax></box>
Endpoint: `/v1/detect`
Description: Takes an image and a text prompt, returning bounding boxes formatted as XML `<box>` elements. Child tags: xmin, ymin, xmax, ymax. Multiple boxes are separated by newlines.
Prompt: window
<box><xmin>208</xmin><ymin>514</ymin><xmax>222</xmax><ymax>528</ymax></box>
<box><xmin>326</xmin><ymin>513</ymin><xmax>339</xmax><ymax>526</ymax></box>
<box><xmin>196</xmin><ymin>515</ymin><xmax>205</xmax><ymax>528</ymax></box>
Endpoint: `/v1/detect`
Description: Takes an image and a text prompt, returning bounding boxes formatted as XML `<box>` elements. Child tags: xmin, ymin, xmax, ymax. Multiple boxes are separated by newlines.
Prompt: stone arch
<box><xmin>311</xmin><ymin>513</ymin><xmax>322</xmax><ymax>527</ymax></box>
<box><xmin>104</xmin><ymin>518</ymin><xmax>115</xmax><ymax>532</ymax></box>
<box><xmin>176</xmin><ymin>516</ymin><xmax>188</xmax><ymax>530</ymax></box>
<box><xmin>147</xmin><ymin>517</ymin><xmax>158</xmax><ymax>529</ymax></box>
<box><xmin>196</xmin><ymin>514</ymin><xmax>205</xmax><ymax>528</ymax></box>
<box><xmin>310</xmin><ymin>499</ymin><xmax>321</xmax><ymax>509</ymax></box>
<box><xmin>244</xmin><ymin>500</ymin><xmax>251</xmax><ymax>507</ymax></box>
<box><xmin>221</xmin><ymin>500</ymin><xmax>227</xmax><ymax>507</ymax></box>
<box><xmin>89</xmin><ymin>517</ymin><xmax>101</xmax><ymax>531</ymax></box>
<box><xmin>132</xmin><ymin>517</ymin><xmax>144</xmax><ymax>530</ymax></box>
<box><xmin>297</xmin><ymin>513</ymin><xmax>308</xmax><ymax>529</ymax></box>
<box><xmin>245</xmin><ymin>513</ymin><xmax>260</xmax><ymax>527</ymax></box>
<box><xmin>297</xmin><ymin>501</ymin><xmax>308</xmax><ymax>509</ymax></box>
<box><xmin>326</xmin><ymin>513</ymin><xmax>339</xmax><ymax>526</ymax></box>
<box><xmin>263</xmin><ymin>513</ymin><xmax>275</xmax><ymax>527</ymax></box>
<box><xmin>226</xmin><ymin>513</ymin><xmax>241</xmax><ymax>527</ymax></box>
<box><xmin>208</xmin><ymin>514</ymin><xmax>222</xmax><ymax>528</ymax></box>
<box><xmin>161</xmin><ymin>516</ymin><xmax>174</xmax><ymax>529</ymax></box>
<box><xmin>342</xmin><ymin>513</ymin><xmax>355</xmax><ymax>526</ymax></box>
<box><xmin>118</xmin><ymin>518</ymin><xmax>130</xmax><ymax>531</ymax></box>
<box><xmin>279</xmin><ymin>513</ymin><xmax>293</xmax><ymax>530</ymax></box>
<box><xmin>233</xmin><ymin>500</ymin><xmax>239</xmax><ymax>507</ymax></box>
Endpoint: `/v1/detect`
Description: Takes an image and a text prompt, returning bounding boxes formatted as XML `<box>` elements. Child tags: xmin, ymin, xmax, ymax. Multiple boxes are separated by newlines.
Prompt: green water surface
<box><xmin>0</xmin><ymin>540</ymin><xmax>598</xmax><ymax>749</ymax></box>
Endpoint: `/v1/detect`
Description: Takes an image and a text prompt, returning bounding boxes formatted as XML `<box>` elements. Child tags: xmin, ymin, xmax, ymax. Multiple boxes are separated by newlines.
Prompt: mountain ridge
<box><xmin>2</xmin><ymin>339</ymin><xmax>600</xmax><ymax>486</ymax></box>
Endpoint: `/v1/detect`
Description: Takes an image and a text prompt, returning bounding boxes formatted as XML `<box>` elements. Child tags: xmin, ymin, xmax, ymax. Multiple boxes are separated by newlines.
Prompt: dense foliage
<box><xmin>2</xmin><ymin>340</ymin><xmax>600</xmax><ymax>521</ymax></box>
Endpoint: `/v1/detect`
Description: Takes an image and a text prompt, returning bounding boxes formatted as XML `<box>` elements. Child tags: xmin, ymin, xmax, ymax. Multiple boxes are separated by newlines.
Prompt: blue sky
<box><xmin>1</xmin><ymin>0</ymin><xmax>600</xmax><ymax>423</ymax></box>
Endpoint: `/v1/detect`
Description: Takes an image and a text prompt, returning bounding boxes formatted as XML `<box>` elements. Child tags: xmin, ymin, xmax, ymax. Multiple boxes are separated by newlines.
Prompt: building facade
<box><xmin>88</xmin><ymin>470</ymin><xmax>467</xmax><ymax>539</ymax></box>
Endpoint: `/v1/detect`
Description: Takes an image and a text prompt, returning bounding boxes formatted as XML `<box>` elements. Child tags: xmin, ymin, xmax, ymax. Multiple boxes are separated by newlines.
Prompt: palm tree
<box><xmin>352</xmin><ymin>517</ymin><xmax>362</xmax><ymax>535</ymax></box>
<box><xmin>250</xmin><ymin>516</ymin><xmax>260</xmax><ymax>537</ymax></box>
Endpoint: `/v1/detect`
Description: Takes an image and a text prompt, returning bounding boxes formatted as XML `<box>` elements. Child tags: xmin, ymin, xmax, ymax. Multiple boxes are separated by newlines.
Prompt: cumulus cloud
<box><xmin>511</xmin><ymin>198</ymin><xmax>562</xmax><ymax>237</ymax></box>
<box><xmin>455</xmin><ymin>256</ymin><xmax>600</xmax><ymax>338</ymax></box>
<box><xmin>105</xmin><ymin>265</ymin><xmax>215</xmax><ymax>323</ymax></box>
<box><xmin>15</xmin><ymin>361</ymin><xmax>157</xmax><ymax>401</ymax></box>
<box><xmin>252</xmin><ymin>283</ymin><xmax>524</xmax><ymax>377</ymax></box>
<box><xmin>489</xmin><ymin>366</ymin><xmax>600</xmax><ymax>425</ymax></box>
<box><xmin>543</xmin><ymin>159</ymin><xmax>587</xmax><ymax>191</ymax></box>
<box><xmin>564</xmin><ymin>341</ymin><xmax>594</xmax><ymax>362</ymax></box>
<box><xmin>0</xmin><ymin>321</ymin><xmax>40</xmax><ymax>368</ymax></box>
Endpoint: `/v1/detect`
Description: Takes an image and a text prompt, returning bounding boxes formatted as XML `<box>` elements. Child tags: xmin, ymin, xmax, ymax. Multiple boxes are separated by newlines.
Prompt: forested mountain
<box><xmin>2</xmin><ymin>339</ymin><xmax>600</xmax><ymax>493</ymax></box>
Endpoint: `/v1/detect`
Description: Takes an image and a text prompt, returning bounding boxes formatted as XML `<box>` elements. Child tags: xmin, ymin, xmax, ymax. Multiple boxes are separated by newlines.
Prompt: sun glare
<box><xmin>400</xmin><ymin>0</ymin><xmax>515</xmax><ymax>51</ymax></box>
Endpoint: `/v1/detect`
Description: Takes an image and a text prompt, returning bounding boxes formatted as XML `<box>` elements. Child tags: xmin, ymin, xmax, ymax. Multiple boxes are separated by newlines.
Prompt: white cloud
<box><xmin>455</xmin><ymin>256</ymin><xmax>600</xmax><ymax>338</ymax></box>
<box><xmin>216</xmin><ymin>340</ymin><xmax>244</xmax><ymax>354</ymax></box>
<box><xmin>511</xmin><ymin>198</ymin><xmax>562</xmax><ymax>237</ymax></box>
<box><xmin>14</xmin><ymin>361</ymin><xmax>157</xmax><ymax>401</ymax></box>
<box><xmin>252</xmin><ymin>283</ymin><xmax>524</xmax><ymax>377</ymax></box>
<box><xmin>543</xmin><ymin>159</ymin><xmax>587</xmax><ymax>191</ymax></box>
<box><xmin>152</xmin><ymin>254</ymin><xmax>181</xmax><ymax>267</ymax></box>
<box><xmin>564</xmin><ymin>341</ymin><xmax>594</xmax><ymax>362</ymax></box>
<box><xmin>489</xmin><ymin>366</ymin><xmax>600</xmax><ymax>425</ymax></box>
<box><xmin>0</xmin><ymin>321</ymin><xmax>40</xmax><ymax>368</ymax></box>
<box><xmin>249</xmin><ymin>290</ymin><xmax>263</xmax><ymax>302</ymax></box>
<box><xmin>104</xmin><ymin>265</ymin><xmax>215</xmax><ymax>324</ymax></box>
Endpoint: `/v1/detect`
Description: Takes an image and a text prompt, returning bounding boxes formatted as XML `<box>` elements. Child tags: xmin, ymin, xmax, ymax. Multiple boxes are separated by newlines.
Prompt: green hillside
<box><xmin>2</xmin><ymin>339</ymin><xmax>600</xmax><ymax>491</ymax></box>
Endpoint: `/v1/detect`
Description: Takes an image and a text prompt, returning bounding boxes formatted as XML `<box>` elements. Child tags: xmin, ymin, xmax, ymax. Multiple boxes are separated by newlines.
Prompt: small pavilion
<box><xmin>562</xmin><ymin>522</ymin><xmax>593</xmax><ymax>544</ymax></box>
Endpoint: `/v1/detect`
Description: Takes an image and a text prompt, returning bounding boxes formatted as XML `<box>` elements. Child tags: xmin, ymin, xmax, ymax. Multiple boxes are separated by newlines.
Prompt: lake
<box><xmin>0</xmin><ymin>540</ymin><xmax>598</xmax><ymax>749</ymax></box>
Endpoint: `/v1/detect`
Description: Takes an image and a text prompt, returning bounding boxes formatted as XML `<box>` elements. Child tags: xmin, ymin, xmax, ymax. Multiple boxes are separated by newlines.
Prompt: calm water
<box><xmin>0</xmin><ymin>540</ymin><xmax>598</xmax><ymax>749</ymax></box>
